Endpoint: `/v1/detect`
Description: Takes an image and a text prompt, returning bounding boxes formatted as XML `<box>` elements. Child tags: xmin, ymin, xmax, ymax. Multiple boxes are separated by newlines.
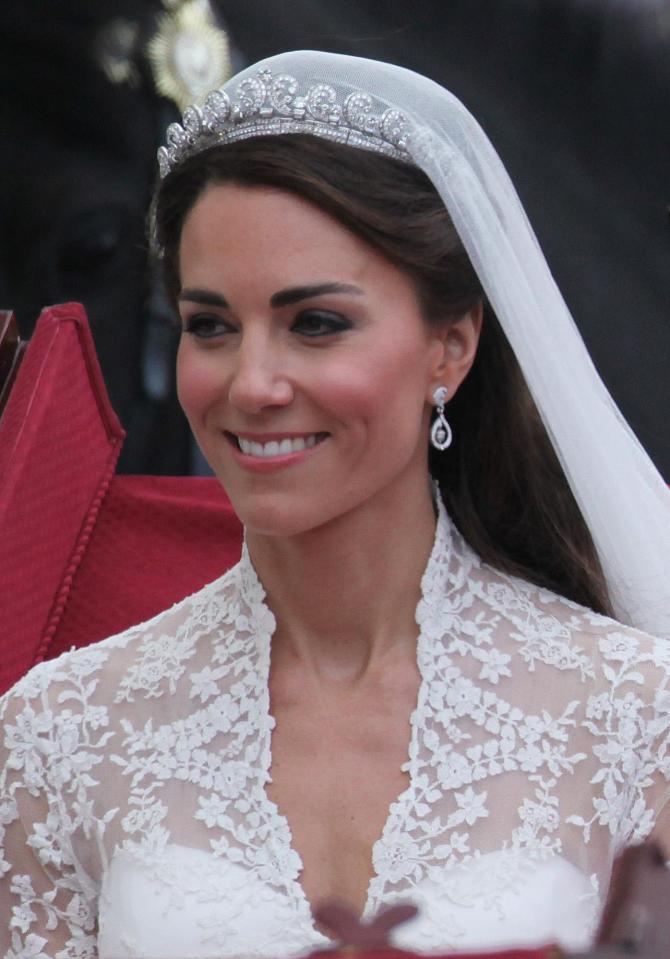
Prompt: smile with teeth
<box><xmin>234</xmin><ymin>433</ymin><xmax>328</xmax><ymax>458</ymax></box>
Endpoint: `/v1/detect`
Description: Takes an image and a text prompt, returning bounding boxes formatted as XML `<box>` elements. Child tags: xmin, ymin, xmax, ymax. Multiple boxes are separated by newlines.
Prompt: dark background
<box><xmin>1</xmin><ymin>0</ymin><xmax>668</xmax><ymax>477</ymax></box>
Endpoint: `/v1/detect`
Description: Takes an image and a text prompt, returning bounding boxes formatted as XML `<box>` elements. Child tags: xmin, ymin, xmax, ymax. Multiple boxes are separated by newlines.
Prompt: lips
<box><xmin>228</xmin><ymin>432</ymin><xmax>329</xmax><ymax>459</ymax></box>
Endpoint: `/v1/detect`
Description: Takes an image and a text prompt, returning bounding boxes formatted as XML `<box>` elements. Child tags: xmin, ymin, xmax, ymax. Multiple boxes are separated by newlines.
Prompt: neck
<box><xmin>246</xmin><ymin>479</ymin><xmax>438</xmax><ymax>683</ymax></box>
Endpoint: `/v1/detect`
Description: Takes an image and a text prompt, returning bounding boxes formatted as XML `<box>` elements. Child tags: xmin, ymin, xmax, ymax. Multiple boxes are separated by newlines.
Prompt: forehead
<box><xmin>178</xmin><ymin>183</ymin><xmax>388</xmax><ymax>288</ymax></box>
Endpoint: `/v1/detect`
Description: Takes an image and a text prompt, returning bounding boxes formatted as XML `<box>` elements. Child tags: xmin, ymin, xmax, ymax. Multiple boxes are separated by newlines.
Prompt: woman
<box><xmin>2</xmin><ymin>50</ymin><xmax>670</xmax><ymax>959</ymax></box>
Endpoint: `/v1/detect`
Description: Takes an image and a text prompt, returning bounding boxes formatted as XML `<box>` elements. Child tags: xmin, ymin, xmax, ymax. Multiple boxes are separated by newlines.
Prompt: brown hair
<box><xmin>152</xmin><ymin>134</ymin><xmax>612</xmax><ymax>615</ymax></box>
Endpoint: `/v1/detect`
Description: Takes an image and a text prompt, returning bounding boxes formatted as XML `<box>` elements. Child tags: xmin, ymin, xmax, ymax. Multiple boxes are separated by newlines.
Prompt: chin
<box><xmin>222</xmin><ymin>488</ymin><xmax>322</xmax><ymax>539</ymax></box>
<box><xmin>225</xmin><ymin>484</ymin><xmax>367</xmax><ymax>540</ymax></box>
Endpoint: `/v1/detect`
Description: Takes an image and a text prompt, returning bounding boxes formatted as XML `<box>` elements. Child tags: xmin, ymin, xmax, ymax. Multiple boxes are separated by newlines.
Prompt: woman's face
<box><xmin>176</xmin><ymin>182</ymin><xmax>479</xmax><ymax>536</ymax></box>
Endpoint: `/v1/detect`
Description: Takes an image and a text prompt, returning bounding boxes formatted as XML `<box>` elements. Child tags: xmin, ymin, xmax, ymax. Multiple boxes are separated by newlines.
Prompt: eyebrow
<box><xmin>179</xmin><ymin>288</ymin><xmax>229</xmax><ymax>308</ymax></box>
<box><xmin>269</xmin><ymin>283</ymin><xmax>364</xmax><ymax>307</ymax></box>
<box><xmin>178</xmin><ymin>282</ymin><xmax>363</xmax><ymax>310</ymax></box>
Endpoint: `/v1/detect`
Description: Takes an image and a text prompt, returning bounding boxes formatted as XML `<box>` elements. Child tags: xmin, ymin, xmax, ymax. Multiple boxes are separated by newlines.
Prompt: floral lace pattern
<box><xmin>2</xmin><ymin>500</ymin><xmax>670</xmax><ymax>958</ymax></box>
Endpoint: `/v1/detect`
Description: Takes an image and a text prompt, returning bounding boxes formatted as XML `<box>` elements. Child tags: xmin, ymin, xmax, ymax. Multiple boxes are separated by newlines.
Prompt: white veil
<box><xmin>158</xmin><ymin>50</ymin><xmax>670</xmax><ymax>636</ymax></box>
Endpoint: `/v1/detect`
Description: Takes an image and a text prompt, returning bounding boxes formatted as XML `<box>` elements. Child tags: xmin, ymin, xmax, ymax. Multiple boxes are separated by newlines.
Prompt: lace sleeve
<box><xmin>608</xmin><ymin>632</ymin><xmax>670</xmax><ymax>849</ymax></box>
<box><xmin>563</xmin><ymin>627</ymin><xmax>670</xmax><ymax>854</ymax></box>
<box><xmin>0</xmin><ymin>666</ymin><xmax>101</xmax><ymax>959</ymax></box>
<box><xmin>635</xmin><ymin>638</ymin><xmax>670</xmax><ymax>851</ymax></box>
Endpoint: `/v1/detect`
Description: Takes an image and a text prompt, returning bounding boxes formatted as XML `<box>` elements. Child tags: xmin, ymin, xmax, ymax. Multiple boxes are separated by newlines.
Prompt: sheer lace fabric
<box><xmin>2</xmin><ymin>502</ymin><xmax>670</xmax><ymax>959</ymax></box>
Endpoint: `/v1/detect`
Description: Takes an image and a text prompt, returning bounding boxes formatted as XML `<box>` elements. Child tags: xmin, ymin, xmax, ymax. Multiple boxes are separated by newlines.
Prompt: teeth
<box><xmin>238</xmin><ymin>434</ymin><xmax>321</xmax><ymax>458</ymax></box>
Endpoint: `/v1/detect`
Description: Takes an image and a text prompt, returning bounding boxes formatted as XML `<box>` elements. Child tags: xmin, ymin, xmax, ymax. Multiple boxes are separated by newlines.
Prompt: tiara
<box><xmin>157</xmin><ymin>67</ymin><xmax>413</xmax><ymax>177</ymax></box>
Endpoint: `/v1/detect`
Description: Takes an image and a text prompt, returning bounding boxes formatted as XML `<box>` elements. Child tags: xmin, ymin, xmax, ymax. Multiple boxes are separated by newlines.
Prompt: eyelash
<box><xmin>291</xmin><ymin>310</ymin><xmax>352</xmax><ymax>337</ymax></box>
<box><xmin>182</xmin><ymin>314</ymin><xmax>230</xmax><ymax>339</ymax></box>
<box><xmin>182</xmin><ymin>310</ymin><xmax>353</xmax><ymax>340</ymax></box>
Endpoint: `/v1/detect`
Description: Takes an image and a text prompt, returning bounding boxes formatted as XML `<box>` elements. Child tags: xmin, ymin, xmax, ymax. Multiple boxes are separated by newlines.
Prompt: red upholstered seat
<box><xmin>0</xmin><ymin>302</ymin><xmax>242</xmax><ymax>695</ymax></box>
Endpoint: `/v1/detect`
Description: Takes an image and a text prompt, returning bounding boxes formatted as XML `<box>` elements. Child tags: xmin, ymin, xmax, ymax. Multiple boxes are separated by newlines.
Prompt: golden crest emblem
<box><xmin>147</xmin><ymin>0</ymin><xmax>231</xmax><ymax>110</ymax></box>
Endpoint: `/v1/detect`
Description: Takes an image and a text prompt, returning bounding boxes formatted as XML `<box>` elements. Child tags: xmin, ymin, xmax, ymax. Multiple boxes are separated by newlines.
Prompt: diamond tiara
<box><xmin>157</xmin><ymin>67</ymin><xmax>413</xmax><ymax>178</ymax></box>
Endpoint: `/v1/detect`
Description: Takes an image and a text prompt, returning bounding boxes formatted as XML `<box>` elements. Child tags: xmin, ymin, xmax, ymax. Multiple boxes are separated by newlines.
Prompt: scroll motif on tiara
<box><xmin>157</xmin><ymin>67</ymin><xmax>413</xmax><ymax>177</ymax></box>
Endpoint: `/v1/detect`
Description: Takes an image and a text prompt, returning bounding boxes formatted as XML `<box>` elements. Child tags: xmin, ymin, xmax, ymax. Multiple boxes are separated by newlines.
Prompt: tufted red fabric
<box><xmin>0</xmin><ymin>303</ymin><xmax>241</xmax><ymax>695</ymax></box>
<box><xmin>47</xmin><ymin>473</ymin><xmax>242</xmax><ymax>661</ymax></box>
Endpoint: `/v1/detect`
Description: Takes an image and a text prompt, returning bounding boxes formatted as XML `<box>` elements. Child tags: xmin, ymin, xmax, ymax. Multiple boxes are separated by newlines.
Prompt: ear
<box><xmin>425</xmin><ymin>302</ymin><xmax>483</xmax><ymax>404</ymax></box>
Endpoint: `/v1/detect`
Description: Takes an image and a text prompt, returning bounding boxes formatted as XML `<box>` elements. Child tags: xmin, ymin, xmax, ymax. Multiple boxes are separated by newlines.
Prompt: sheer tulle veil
<box><xmin>157</xmin><ymin>50</ymin><xmax>670</xmax><ymax>636</ymax></box>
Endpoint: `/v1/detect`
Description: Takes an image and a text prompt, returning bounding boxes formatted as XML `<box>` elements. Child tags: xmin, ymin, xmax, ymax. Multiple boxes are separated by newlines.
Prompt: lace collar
<box><xmin>235</xmin><ymin>489</ymin><xmax>460</xmax><ymax>626</ymax></box>
<box><xmin>221</xmin><ymin>494</ymin><xmax>475</xmax><ymax>929</ymax></box>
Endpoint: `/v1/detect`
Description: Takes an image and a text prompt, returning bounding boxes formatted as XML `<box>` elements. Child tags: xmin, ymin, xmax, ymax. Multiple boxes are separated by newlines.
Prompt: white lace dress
<box><xmin>2</xmin><ymin>502</ymin><xmax>670</xmax><ymax>959</ymax></box>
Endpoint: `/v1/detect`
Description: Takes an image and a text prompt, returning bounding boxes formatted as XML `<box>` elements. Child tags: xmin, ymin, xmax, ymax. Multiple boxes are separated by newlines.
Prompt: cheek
<box><xmin>365</xmin><ymin>348</ymin><xmax>432</xmax><ymax>451</ymax></box>
<box><xmin>311</xmin><ymin>362</ymin><xmax>388</xmax><ymax>429</ymax></box>
<box><xmin>318</xmin><ymin>345</ymin><xmax>427</xmax><ymax>440</ymax></box>
<box><xmin>175</xmin><ymin>343</ymin><xmax>222</xmax><ymax>424</ymax></box>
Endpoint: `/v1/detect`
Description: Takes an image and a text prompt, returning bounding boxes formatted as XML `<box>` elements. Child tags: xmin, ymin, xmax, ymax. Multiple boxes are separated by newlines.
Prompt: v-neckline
<box><xmin>261</xmin><ymin>671</ymin><xmax>424</xmax><ymax>934</ymax></box>
<box><xmin>241</xmin><ymin>497</ymin><xmax>452</xmax><ymax>936</ymax></box>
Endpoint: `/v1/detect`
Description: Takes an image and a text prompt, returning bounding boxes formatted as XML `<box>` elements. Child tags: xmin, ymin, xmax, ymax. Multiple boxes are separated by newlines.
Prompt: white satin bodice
<box><xmin>99</xmin><ymin>844</ymin><xmax>594</xmax><ymax>957</ymax></box>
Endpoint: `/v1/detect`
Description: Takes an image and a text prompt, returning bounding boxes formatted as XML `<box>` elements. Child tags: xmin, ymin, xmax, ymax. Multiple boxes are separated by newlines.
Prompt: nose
<box><xmin>227</xmin><ymin>332</ymin><xmax>293</xmax><ymax>414</ymax></box>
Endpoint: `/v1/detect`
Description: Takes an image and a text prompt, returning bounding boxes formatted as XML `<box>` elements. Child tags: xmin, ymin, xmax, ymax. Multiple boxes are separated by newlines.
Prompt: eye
<box><xmin>182</xmin><ymin>314</ymin><xmax>233</xmax><ymax>339</ymax></box>
<box><xmin>291</xmin><ymin>310</ymin><xmax>352</xmax><ymax>337</ymax></box>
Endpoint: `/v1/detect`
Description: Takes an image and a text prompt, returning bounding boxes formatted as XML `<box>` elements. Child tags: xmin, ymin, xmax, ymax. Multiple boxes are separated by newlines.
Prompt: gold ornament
<box><xmin>147</xmin><ymin>0</ymin><xmax>231</xmax><ymax>111</ymax></box>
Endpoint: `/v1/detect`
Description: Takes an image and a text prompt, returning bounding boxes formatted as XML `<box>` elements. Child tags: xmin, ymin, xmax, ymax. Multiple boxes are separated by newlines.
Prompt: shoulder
<box><xmin>0</xmin><ymin>558</ymin><xmax>254</xmax><ymax>721</ymax></box>
<box><xmin>449</xmin><ymin>554</ymin><xmax>670</xmax><ymax>842</ymax></box>
<box><xmin>473</xmin><ymin>559</ymin><xmax>669</xmax><ymax>677</ymax></box>
<box><xmin>0</xmin><ymin>555</ymin><xmax>272</xmax><ymax>823</ymax></box>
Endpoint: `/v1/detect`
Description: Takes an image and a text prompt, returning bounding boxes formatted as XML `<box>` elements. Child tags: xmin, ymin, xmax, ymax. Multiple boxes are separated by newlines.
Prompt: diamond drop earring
<box><xmin>430</xmin><ymin>386</ymin><xmax>453</xmax><ymax>451</ymax></box>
